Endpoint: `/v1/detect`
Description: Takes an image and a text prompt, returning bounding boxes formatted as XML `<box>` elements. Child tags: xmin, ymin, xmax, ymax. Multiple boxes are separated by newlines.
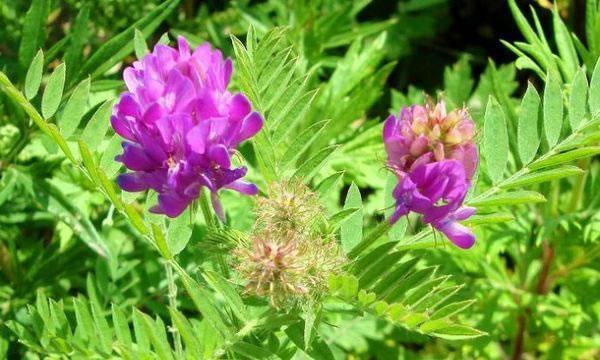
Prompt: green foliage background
<box><xmin>0</xmin><ymin>0</ymin><xmax>599</xmax><ymax>359</ymax></box>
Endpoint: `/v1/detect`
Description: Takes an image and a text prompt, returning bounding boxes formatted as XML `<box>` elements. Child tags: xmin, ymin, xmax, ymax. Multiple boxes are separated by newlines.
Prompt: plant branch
<box><xmin>165</xmin><ymin>262</ymin><xmax>183</xmax><ymax>358</ymax></box>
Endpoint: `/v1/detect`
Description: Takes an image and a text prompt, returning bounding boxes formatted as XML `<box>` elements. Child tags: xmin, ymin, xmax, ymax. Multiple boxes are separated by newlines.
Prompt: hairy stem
<box><xmin>166</xmin><ymin>262</ymin><xmax>183</xmax><ymax>357</ymax></box>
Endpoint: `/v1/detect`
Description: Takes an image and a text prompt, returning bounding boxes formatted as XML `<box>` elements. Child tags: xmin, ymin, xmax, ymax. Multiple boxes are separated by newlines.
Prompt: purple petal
<box><xmin>116</xmin><ymin>94</ymin><xmax>140</xmax><ymax>117</ymax></box>
<box><xmin>435</xmin><ymin>221</ymin><xmax>475</xmax><ymax>249</ymax></box>
<box><xmin>118</xmin><ymin>143</ymin><xmax>157</xmax><ymax>171</ymax></box>
<box><xmin>155</xmin><ymin>193</ymin><xmax>189</xmax><ymax>218</ymax></box>
<box><xmin>110</xmin><ymin>116</ymin><xmax>135</xmax><ymax>141</ymax></box>
<box><xmin>163</xmin><ymin>69</ymin><xmax>194</xmax><ymax>112</ymax></box>
<box><xmin>211</xmin><ymin>192</ymin><xmax>226</xmax><ymax>222</ymax></box>
<box><xmin>383</xmin><ymin>114</ymin><xmax>399</xmax><ymax>142</ymax></box>
<box><xmin>229</xmin><ymin>93</ymin><xmax>251</xmax><ymax>120</ymax></box>
<box><xmin>452</xmin><ymin>206</ymin><xmax>476</xmax><ymax>221</ymax></box>
<box><xmin>177</xmin><ymin>36</ymin><xmax>191</xmax><ymax>58</ymax></box>
<box><xmin>225</xmin><ymin>180</ymin><xmax>258</xmax><ymax>195</ymax></box>
<box><xmin>142</xmin><ymin>103</ymin><xmax>164</xmax><ymax>125</ymax></box>
<box><xmin>123</xmin><ymin>68</ymin><xmax>140</xmax><ymax>92</ymax></box>
<box><xmin>117</xmin><ymin>173</ymin><xmax>150</xmax><ymax>192</ymax></box>
<box><xmin>223</xmin><ymin>58</ymin><xmax>233</xmax><ymax>87</ymax></box>
<box><xmin>209</xmin><ymin>144</ymin><xmax>231</xmax><ymax>168</ymax></box>
<box><xmin>235</xmin><ymin>112</ymin><xmax>263</xmax><ymax>143</ymax></box>
<box><xmin>186</xmin><ymin>122</ymin><xmax>210</xmax><ymax>154</ymax></box>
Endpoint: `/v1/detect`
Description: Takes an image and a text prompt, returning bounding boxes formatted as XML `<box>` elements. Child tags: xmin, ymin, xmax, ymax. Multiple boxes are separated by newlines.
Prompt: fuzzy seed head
<box><xmin>234</xmin><ymin>181</ymin><xmax>345</xmax><ymax>308</ymax></box>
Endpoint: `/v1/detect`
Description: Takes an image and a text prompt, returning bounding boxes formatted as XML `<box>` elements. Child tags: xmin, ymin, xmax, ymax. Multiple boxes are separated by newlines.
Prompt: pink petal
<box><xmin>209</xmin><ymin>144</ymin><xmax>231</xmax><ymax>168</ymax></box>
<box><xmin>436</xmin><ymin>221</ymin><xmax>475</xmax><ymax>249</ymax></box>
<box><xmin>225</xmin><ymin>180</ymin><xmax>258</xmax><ymax>195</ymax></box>
<box><xmin>186</xmin><ymin>122</ymin><xmax>210</xmax><ymax>154</ymax></box>
<box><xmin>156</xmin><ymin>193</ymin><xmax>189</xmax><ymax>218</ymax></box>
<box><xmin>229</xmin><ymin>93</ymin><xmax>251</xmax><ymax>120</ymax></box>
<box><xmin>235</xmin><ymin>112</ymin><xmax>263</xmax><ymax>143</ymax></box>
<box><xmin>110</xmin><ymin>115</ymin><xmax>135</xmax><ymax>141</ymax></box>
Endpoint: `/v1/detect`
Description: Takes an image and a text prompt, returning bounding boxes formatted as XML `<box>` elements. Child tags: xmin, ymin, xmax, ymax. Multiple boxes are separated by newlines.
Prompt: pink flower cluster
<box><xmin>383</xmin><ymin>101</ymin><xmax>479</xmax><ymax>248</ymax></box>
<box><xmin>111</xmin><ymin>37</ymin><xmax>263</xmax><ymax>218</ymax></box>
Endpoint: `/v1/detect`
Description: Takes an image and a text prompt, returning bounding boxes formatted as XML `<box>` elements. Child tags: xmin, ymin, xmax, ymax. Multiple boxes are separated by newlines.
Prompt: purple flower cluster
<box><xmin>384</xmin><ymin>101</ymin><xmax>478</xmax><ymax>249</ymax></box>
<box><xmin>111</xmin><ymin>37</ymin><xmax>263</xmax><ymax>218</ymax></box>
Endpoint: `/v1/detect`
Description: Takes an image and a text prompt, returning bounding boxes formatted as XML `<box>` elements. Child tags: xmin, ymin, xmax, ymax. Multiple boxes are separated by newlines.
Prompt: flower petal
<box><xmin>235</xmin><ymin>112</ymin><xmax>263</xmax><ymax>143</ymax></box>
<box><xmin>155</xmin><ymin>192</ymin><xmax>189</xmax><ymax>218</ymax></box>
<box><xmin>209</xmin><ymin>144</ymin><xmax>231</xmax><ymax>168</ymax></box>
<box><xmin>435</xmin><ymin>221</ymin><xmax>475</xmax><ymax>249</ymax></box>
<box><xmin>225</xmin><ymin>179</ymin><xmax>258</xmax><ymax>195</ymax></box>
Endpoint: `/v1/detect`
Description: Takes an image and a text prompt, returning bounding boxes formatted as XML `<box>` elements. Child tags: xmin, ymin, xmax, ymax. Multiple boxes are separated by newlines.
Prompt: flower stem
<box><xmin>165</xmin><ymin>261</ymin><xmax>183</xmax><ymax>357</ymax></box>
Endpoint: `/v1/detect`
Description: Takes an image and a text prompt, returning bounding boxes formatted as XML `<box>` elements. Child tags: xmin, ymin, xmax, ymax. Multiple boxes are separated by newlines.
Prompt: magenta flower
<box><xmin>389</xmin><ymin>160</ymin><xmax>476</xmax><ymax>249</ymax></box>
<box><xmin>111</xmin><ymin>37</ymin><xmax>263</xmax><ymax>218</ymax></box>
<box><xmin>383</xmin><ymin>100</ymin><xmax>478</xmax><ymax>180</ymax></box>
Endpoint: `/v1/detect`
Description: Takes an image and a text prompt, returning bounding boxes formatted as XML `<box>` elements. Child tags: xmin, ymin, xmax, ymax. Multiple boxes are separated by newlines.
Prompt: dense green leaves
<box><xmin>77</xmin><ymin>0</ymin><xmax>180</xmax><ymax>80</ymax></box>
<box><xmin>4</xmin><ymin>2</ymin><xmax>600</xmax><ymax>359</ymax></box>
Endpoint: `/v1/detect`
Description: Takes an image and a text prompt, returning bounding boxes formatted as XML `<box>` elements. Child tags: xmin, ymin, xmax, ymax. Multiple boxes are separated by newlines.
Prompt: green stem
<box><xmin>165</xmin><ymin>262</ymin><xmax>183</xmax><ymax>357</ymax></box>
<box><xmin>567</xmin><ymin>159</ymin><xmax>590</xmax><ymax>212</ymax></box>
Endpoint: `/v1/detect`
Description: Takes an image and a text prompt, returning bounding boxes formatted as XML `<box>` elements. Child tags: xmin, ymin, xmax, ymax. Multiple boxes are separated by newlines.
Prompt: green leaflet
<box><xmin>64</xmin><ymin>5</ymin><xmax>90</xmax><ymax>84</ymax></box>
<box><xmin>328</xmin><ymin>207</ymin><xmax>361</xmax><ymax>231</ymax></box>
<box><xmin>281</xmin><ymin>119</ymin><xmax>331</xmax><ymax>170</ymax></box>
<box><xmin>529</xmin><ymin>146</ymin><xmax>600</xmax><ymax>170</ymax></box>
<box><xmin>134</xmin><ymin>28</ymin><xmax>149</xmax><ymax>59</ymax></box>
<box><xmin>24</xmin><ymin>50</ymin><xmax>44</xmax><ymax>100</ymax></box>
<box><xmin>292</xmin><ymin>145</ymin><xmax>338</xmax><ymax>181</ymax></box>
<box><xmin>316</xmin><ymin>171</ymin><xmax>345</xmax><ymax>198</ymax></box>
<box><xmin>341</xmin><ymin>183</ymin><xmax>363</xmax><ymax>254</ymax></box>
<box><xmin>469</xmin><ymin>190</ymin><xmax>546</xmax><ymax>208</ymax></box>
<box><xmin>431</xmin><ymin>325</ymin><xmax>487</xmax><ymax>340</ymax></box>
<box><xmin>552</xmin><ymin>8</ymin><xmax>578</xmax><ymax>78</ymax></box>
<box><xmin>202</xmin><ymin>270</ymin><xmax>250</xmax><ymax>323</ymax></box>
<box><xmin>230</xmin><ymin>342</ymin><xmax>277</xmax><ymax>359</ymax></box>
<box><xmin>18</xmin><ymin>0</ymin><xmax>48</xmax><ymax>73</ymax></box>
<box><xmin>517</xmin><ymin>83</ymin><xmax>541</xmax><ymax>165</ymax></box>
<box><xmin>543</xmin><ymin>74</ymin><xmax>564</xmax><ymax>148</ymax></box>
<box><xmin>173</xmin><ymin>265</ymin><xmax>233</xmax><ymax>338</ymax></box>
<box><xmin>111</xmin><ymin>304</ymin><xmax>132</xmax><ymax>347</ymax></box>
<box><xmin>58</xmin><ymin>78</ymin><xmax>90</xmax><ymax>138</ymax></box>
<box><xmin>169</xmin><ymin>308</ymin><xmax>202</xmax><ymax>358</ymax></box>
<box><xmin>500</xmin><ymin>165</ymin><xmax>584</xmax><ymax>189</ymax></box>
<box><xmin>443</xmin><ymin>55</ymin><xmax>474</xmax><ymax>108</ymax></box>
<box><xmin>589</xmin><ymin>59</ymin><xmax>600</xmax><ymax>115</ymax></box>
<box><xmin>569</xmin><ymin>68</ymin><xmax>589</xmax><ymax>130</ymax></box>
<box><xmin>99</xmin><ymin>134</ymin><xmax>123</xmax><ymax>178</ymax></box>
<box><xmin>41</xmin><ymin>63</ymin><xmax>66</xmax><ymax>119</ymax></box>
<box><xmin>137</xmin><ymin>311</ymin><xmax>174</xmax><ymax>360</ymax></box>
<box><xmin>81</xmin><ymin>99</ymin><xmax>114</xmax><ymax>152</ymax></box>
<box><xmin>166</xmin><ymin>208</ymin><xmax>193</xmax><ymax>256</ymax></box>
<box><xmin>483</xmin><ymin>96</ymin><xmax>509</xmax><ymax>183</ymax></box>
